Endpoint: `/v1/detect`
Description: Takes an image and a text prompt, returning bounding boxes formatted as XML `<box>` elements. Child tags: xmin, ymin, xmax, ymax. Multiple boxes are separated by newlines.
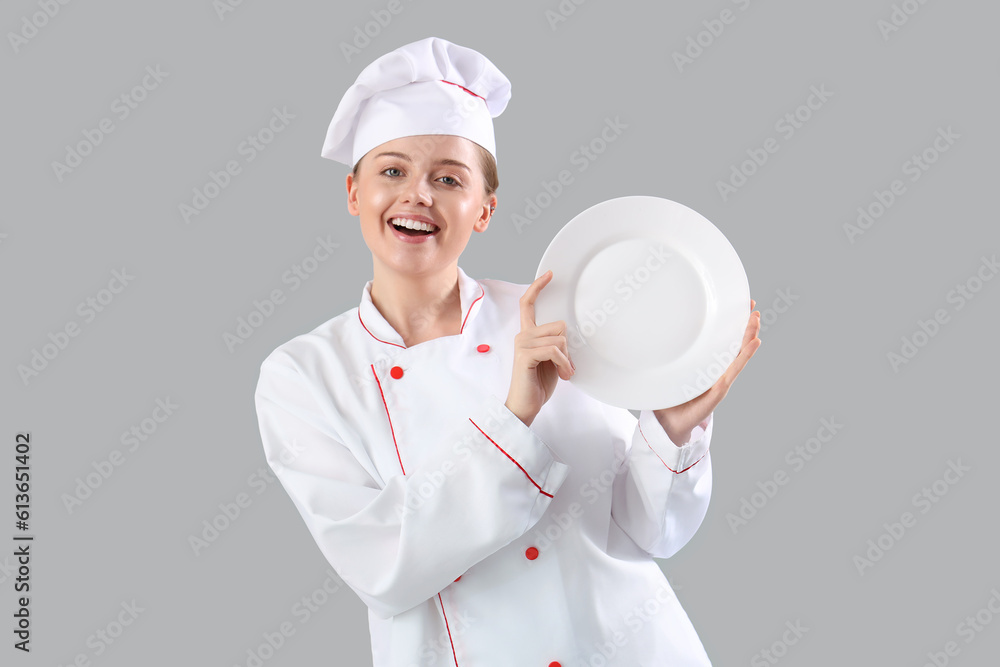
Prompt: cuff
<box><xmin>636</xmin><ymin>410</ymin><xmax>712</xmax><ymax>474</ymax></box>
<box><xmin>468</xmin><ymin>394</ymin><xmax>571</xmax><ymax>514</ymax></box>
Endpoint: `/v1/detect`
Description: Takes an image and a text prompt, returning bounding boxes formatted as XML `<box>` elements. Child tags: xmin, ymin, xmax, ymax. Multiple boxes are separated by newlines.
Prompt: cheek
<box><xmin>455</xmin><ymin>196</ymin><xmax>485</xmax><ymax>219</ymax></box>
<box><xmin>358</xmin><ymin>186</ymin><xmax>394</xmax><ymax>213</ymax></box>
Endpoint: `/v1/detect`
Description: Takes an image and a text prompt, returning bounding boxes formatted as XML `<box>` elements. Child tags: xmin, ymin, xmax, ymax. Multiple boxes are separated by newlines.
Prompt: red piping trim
<box><xmin>371</xmin><ymin>364</ymin><xmax>406</xmax><ymax>475</ymax></box>
<box><xmin>469</xmin><ymin>418</ymin><xmax>554</xmax><ymax>498</ymax></box>
<box><xmin>637</xmin><ymin>420</ymin><xmax>707</xmax><ymax>474</ymax></box>
<box><xmin>440</xmin><ymin>79</ymin><xmax>484</xmax><ymax>100</ymax></box>
<box><xmin>460</xmin><ymin>282</ymin><xmax>485</xmax><ymax>333</ymax></box>
<box><xmin>358</xmin><ymin>310</ymin><xmax>406</xmax><ymax>349</ymax></box>
<box><xmin>437</xmin><ymin>593</ymin><xmax>460</xmax><ymax>666</ymax></box>
<box><xmin>358</xmin><ymin>281</ymin><xmax>485</xmax><ymax>347</ymax></box>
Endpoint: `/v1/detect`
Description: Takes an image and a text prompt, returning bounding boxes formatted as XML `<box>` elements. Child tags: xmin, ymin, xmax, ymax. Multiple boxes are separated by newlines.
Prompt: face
<box><xmin>346</xmin><ymin>134</ymin><xmax>496</xmax><ymax>278</ymax></box>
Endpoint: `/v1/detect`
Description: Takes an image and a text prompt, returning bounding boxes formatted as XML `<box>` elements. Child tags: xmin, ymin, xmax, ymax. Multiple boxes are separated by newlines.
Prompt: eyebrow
<box><xmin>372</xmin><ymin>151</ymin><xmax>470</xmax><ymax>173</ymax></box>
<box><xmin>438</xmin><ymin>158</ymin><xmax>471</xmax><ymax>173</ymax></box>
<box><xmin>373</xmin><ymin>151</ymin><xmax>411</xmax><ymax>162</ymax></box>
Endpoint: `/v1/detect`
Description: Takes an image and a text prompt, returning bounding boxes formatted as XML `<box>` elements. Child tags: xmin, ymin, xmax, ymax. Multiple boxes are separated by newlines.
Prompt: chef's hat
<box><xmin>321</xmin><ymin>37</ymin><xmax>511</xmax><ymax>168</ymax></box>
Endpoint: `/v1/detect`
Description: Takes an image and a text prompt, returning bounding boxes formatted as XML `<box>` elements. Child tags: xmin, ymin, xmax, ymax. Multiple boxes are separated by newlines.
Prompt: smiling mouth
<box><xmin>388</xmin><ymin>217</ymin><xmax>439</xmax><ymax>236</ymax></box>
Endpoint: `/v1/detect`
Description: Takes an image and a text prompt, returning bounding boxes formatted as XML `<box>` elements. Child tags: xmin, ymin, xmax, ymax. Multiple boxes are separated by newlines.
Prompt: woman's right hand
<box><xmin>505</xmin><ymin>270</ymin><xmax>575</xmax><ymax>427</ymax></box>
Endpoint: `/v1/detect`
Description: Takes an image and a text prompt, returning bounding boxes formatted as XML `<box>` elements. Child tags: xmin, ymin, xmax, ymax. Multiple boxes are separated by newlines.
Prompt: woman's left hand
<box><xmin>653</xmin><ymin>299</ymin><xmax>762</xmax><ymax>446</ymax></box>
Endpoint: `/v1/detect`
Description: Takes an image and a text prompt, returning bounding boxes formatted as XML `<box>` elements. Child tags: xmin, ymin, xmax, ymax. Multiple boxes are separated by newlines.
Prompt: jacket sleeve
<box><xmin>254</xmin><ymin>353</ymin><xmax>571</xmax><ymax>619</ymax></box>
<box><xmin>608</xmin><ymin>407</ymin><xmax>713</xmax><ymax>558</ymax></box>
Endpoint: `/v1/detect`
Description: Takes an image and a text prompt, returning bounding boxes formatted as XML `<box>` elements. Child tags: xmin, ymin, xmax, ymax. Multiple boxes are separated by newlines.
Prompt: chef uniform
<box><xmin>254</xmin><ymin>37</ymin><xmax>715</xmax><ymax>667</ymax></box>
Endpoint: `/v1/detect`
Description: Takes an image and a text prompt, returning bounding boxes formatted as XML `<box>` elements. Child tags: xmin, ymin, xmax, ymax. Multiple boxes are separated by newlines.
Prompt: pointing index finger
<box><xmin>520</xmin><ymin>269</ymin><xmax>553</xmax><ymax>332</ymax></box>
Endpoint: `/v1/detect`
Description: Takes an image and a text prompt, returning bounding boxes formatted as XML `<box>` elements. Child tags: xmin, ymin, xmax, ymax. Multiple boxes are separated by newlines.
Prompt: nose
<box><xmin>400</xmin><ymin>175</ymin><xmax>433</xmax><ymax>207</ymax></box>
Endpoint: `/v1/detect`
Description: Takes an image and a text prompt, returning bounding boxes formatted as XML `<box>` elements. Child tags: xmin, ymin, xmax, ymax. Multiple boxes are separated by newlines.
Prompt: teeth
<box><xmin>390</xmin><ymin>218</ymin><xmax>437</xmax><ymax>232</ymax></box>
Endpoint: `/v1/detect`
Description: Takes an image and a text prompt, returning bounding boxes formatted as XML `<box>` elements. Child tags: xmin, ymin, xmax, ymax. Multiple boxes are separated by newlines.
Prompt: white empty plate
<box><xmin>534</xmin><ymin>196</ymin><xmax>750</xmax><ymax>410</ymax></box>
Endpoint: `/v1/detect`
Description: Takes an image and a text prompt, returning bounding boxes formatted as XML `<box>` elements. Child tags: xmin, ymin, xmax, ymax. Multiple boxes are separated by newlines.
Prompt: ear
<box><xmin>346</xmin><ymin>173</ymin><xmax>360</xmax><ymax>216</ymax></box>
<box><xmin>473</xmin><ymin>194</ymin><xmax>496</xmax><ymax>233</ymax></box>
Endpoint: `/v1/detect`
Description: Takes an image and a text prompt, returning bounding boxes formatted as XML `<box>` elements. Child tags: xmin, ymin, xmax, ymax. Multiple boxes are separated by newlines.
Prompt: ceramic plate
<box><xmin>533</xmin><ymin>196</ymin><xmax>750</xmax><ymax>410</ymax></box>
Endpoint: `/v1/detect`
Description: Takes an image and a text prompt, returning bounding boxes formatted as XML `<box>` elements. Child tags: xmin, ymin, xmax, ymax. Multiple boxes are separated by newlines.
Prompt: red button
<box><xmin>477</xmin><ymin>344</ymin><xmax>490</xmax><ymax>353</ymax></box>
<box><xmin>525</xmin><ymin>547</ymin><xmax>539</xmax><ymax>560</ymax></box>
<box><xmin>454</xmin><ymin>576</ymin><xmax>462</xmax><ymax>582</ymax></box>
<box><xmin>390</xmin><ymin>366</ymin><xmax>404</xmax><ymax>379</ymax></box>
<box><xmin>549</xmin><ymin>662</ymin><xmax>562</xmax><ymax>667</ymax></box>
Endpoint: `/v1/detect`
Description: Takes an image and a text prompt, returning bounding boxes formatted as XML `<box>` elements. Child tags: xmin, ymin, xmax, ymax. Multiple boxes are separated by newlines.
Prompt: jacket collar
<box><xmin>357</xmin><ymin>266</ymin><xmax>486</xmax><ymax>349</ymax></box>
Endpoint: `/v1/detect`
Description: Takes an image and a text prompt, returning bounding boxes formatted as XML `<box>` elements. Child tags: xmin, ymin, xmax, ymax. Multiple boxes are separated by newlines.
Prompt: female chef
<box><xmin>255</xmin><ymin>37</ymin><xmax>761</xmax><ymax>667</ymax></box>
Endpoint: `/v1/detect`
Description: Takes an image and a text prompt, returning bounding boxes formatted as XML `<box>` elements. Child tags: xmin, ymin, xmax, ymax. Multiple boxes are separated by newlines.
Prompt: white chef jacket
<box><xmin>254</xmin><ymin>265</ymin><xmax>715</xmax><ymax>667</ymax></box>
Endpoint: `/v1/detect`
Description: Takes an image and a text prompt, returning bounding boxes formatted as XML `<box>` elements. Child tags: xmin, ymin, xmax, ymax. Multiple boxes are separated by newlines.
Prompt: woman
<box><xmin>255</xmin><ymin>36</ymin><xmax>761</xmax><ymax>667</ymax></box>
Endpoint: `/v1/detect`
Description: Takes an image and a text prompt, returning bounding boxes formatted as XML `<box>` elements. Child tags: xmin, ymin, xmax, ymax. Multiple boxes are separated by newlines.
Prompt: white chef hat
<box><xmin>321</xmin><ymin>37</ymin><xmax>511</xmax><ymax>168</ymax></box>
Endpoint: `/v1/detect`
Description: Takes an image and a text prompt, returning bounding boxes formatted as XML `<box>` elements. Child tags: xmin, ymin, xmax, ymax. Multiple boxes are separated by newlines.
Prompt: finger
<box><xmin>522</xmin><ymin>335</ymin><xmax>568</xmax><ymax>350</ymax></box>
<box><xmin>714</xmin><ymin>315</ymin><xmax>762</xmax><ymax>393</ymax></box>
<box><xmin>524</xmin><ymin>345</ymin><xmax>575</xmax><ymax>381</ymax></box>
<box><xmin>527</xmin><ymin>319</ymin><xmax>567</xmax><ymax>337</ymax></box>
<box><xmin>522</xmin><ymin>334</ymin><xmax>574</xmax><ymax>369</ymax></box>
<box><xmin>750</xmin><ymin>298</ymin><xmax>756</xmax><ymax>311</ymax></box>
<box><xmin>519</xmin><ymin>270</ymin><xmax>553</xmax><ymax>332</ymax></box>
<box><xmin>745</xmin><ymin>310</ymin><xmax>761</xmax><ymax>341</ymax></box>
<box><xmin>721</xmin><ymin>336</ymin><xmax>762</xmax><ymax>388</ymax></box>
<box><xmin>731</xmin><ymin>313</ymin><xmax>759</xmax><ymax>359</ymax></box>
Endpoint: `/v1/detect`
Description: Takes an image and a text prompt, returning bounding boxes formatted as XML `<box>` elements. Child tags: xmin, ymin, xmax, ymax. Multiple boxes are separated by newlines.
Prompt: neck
<box><xmin>369</xmin><ymin>261</ymin><xmax>462</xmax><ymax>346</ymax></box>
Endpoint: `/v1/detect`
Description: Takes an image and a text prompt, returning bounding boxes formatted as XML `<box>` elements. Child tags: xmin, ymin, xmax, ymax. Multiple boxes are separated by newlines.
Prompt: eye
<box><xmin>438</xmin><ymin>175</ymin><xmax>460</xmax><ymax>186</ymax></box>
<box><xmin>381</xmin><ymin>167</ymin><xmax>403</xmax><ymax>177</ymax></box>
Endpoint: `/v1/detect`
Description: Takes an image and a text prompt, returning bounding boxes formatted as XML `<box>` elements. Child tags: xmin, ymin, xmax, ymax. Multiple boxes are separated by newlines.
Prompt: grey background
<box><xmin>3</xmin><ymin>0</ymin><xmax>998</xmax><ymax>665</ymax></box>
